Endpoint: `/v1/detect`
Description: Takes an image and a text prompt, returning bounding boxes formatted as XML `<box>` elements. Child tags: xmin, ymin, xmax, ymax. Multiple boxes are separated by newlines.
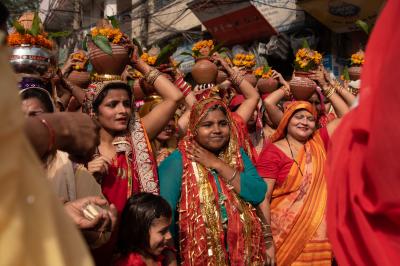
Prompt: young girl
<box><xmin>115</xmin><ymin>193</ymin><xmax>175</xmax><ymax>266</ymax></box>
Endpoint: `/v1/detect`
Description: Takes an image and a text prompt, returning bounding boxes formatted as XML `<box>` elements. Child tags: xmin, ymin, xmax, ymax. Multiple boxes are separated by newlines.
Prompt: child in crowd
<box><xmin>114</xmin><ymin>193</ymin><xmax>175</xmax><ymax>266</ymax></box>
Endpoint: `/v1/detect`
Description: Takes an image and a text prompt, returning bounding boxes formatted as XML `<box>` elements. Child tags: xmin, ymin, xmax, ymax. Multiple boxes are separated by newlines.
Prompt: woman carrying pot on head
<box><xmin>159</xmin><ymin>97</ymin><xmax>272</xmax><ymax>265</ymax></box>
<box><xmin>138</xmin><ymin>95</ymin><xmax>178</xmax><ymax>165</ymax></box>
<box><xmin>256</xmin><ymin>100</ymin><xmax>343</xmax><ymax>265</ymax></box>
<box><xmin>263</xmin><ymin>66</ymin><xmax>349</xmax><ymax>129</ymax></box>
<box><xmin>84</xmin><ymin>46</ymin><xmax>182</xmax><ymax>213</ymax></box>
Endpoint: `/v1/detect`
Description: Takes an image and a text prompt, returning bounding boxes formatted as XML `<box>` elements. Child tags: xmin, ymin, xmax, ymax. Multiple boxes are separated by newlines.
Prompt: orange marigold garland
<box><xmin>232</xmin><ymin>53</ymin><xmax>256</xmax><ymax>69</ymax></box>
<box><xmin>294</xmin><ymin>48</ymin><xmax>322</xmax><ymax>71</ymax></box>
<box><xmin>7</xmin><ymin>32</ymin><xmax>53</xmax><ymax>49</ymax></box>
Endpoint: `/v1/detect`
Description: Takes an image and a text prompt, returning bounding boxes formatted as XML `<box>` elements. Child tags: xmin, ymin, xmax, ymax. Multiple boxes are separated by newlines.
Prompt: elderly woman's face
<box><xmin>287</xmin><ymin>110</ymin><xmax>316</xmax><ymax>142</ymax></box>
<box><xmin>195</xmin><ymin>109</ymin><xmax>230</xmax><ymax>153</ymax></box>
<box><xmin>21</xmin><ymin>97</ymin><xmax>46</xmax><ymax>117</ymax></box>
<box><xmin>97</xmin><ymin>88</ymin><xmax>132</xmax><ymax>134</ymax></box>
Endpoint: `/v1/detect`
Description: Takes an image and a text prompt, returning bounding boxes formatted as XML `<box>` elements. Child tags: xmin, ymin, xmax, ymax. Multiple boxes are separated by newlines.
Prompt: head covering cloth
<box><xmin>177</xmin><ymin>97</ymin><xmax>266</xmax><ymax>265</ymax></box>
<box><xmin>270</xmin><ymin>100</ymin><xmax>317</xmax><ymax>143</ymax></box>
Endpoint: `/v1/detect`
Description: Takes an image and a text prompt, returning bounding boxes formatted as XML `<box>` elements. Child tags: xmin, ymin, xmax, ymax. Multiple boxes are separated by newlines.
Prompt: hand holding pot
<box><xmin>270</xmin><ymin>70</ymin><xmax>289</xmax><ymax>88</ymax></box>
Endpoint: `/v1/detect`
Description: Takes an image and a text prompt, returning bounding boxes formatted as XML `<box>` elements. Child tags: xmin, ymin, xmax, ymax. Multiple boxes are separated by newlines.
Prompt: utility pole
<box><xmin>70</xmin><ymin>0</ymin><xmax>82</xmax><ymax>52</ymax></box>
<box><xmin>140</xmin><ymin>0</ymin><xmax>149</xmax><ymax>47</ymax></box>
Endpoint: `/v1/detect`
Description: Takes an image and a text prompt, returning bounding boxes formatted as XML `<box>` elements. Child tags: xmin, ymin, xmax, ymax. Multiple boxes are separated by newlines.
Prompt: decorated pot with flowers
<box><xmin>137</xmin><ymin>40</ymin><xmax>181</xmax><ymax>95</ymax></box>
<box><xmin>187</xmin><ymin>40</ymin><xmax>218</xmax><ymax>85</ymax></box>
<box><xmin>67</xmin><ymin>51</ymin><xmax>91</xmax><ymax>88</ymax></box>
<box><xmin>87</xmin><ymin>19</ymin><xmax>131</xmax><ymax>75</ymax></box>
<box><xmin>254</xmin><ymin>65</ymin><xmax>278</xmax><ymax>94</ymax></box>
<box><xmin>348</xmin><ymin>50</ymin><xmax>364</xmax><ymax>81</ymax></box>
<box><xmin>8</xmin><ymin>12</ymin><xmax>55</xmax><ymax>75</ymax></box>
<box><xmin>289</xmin><ymin>47</ymin><xmax>322</xmax><ymax>100</ymax></box>
<box><xmin>233</xmin><ymin>53</ymin><xmax>257</xmax><ymax>86</ymax></box>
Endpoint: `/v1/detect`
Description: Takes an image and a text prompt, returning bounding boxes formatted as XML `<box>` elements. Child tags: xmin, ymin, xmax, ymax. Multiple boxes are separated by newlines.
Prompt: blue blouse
<box><xmin>158</xmin><ymin>148</ymin><xmax>267</xmax><ymax>237</ymax></box>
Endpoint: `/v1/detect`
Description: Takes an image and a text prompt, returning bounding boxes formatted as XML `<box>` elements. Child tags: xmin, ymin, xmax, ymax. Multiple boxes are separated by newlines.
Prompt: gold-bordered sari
<box><xmin>269</xmin><ymin>101</ymin><xmax>332</xmax><ymax>265</ymax></box>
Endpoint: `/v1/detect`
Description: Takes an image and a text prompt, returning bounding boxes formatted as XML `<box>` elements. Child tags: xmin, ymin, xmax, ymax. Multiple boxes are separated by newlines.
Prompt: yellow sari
<box><xmin>270</xmin><ymin>101</ymin><xmax>332</xmax><ymax>265</ymax></box>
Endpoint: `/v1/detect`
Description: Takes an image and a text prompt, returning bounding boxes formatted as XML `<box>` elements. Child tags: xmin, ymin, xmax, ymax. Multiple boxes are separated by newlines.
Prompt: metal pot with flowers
<box><xmin>7</xmin><ymin>12</ymin><xmax>59</xmax><ymax>75</ymax></box>
<box><xmin>348</xmin><ymin>50</ymin><xmax>364</xmax><ymax>81</ymax></box>
<box><xmin>232</xmin><ymin>53</ymin><xmax>257</xmax><ymax>87</ymax></box>
<box><xmin>254</xmin><ymin>64</ymin><xmax>278</xmax><ymax>94</ymax></box>
<box><xmin>85</xmin><ymin>17</ymin><xmax>131</xmax><ymax>75</ymax></box>
<box><xmin>289</xmin><ymin>42</ymin><xmax>322</xmax><ymax>100</ymax></box>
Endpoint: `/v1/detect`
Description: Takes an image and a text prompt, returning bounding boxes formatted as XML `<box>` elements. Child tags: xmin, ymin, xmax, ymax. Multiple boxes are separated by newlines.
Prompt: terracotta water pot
<box><xmin>257</xmin><ymin>78</ymin><xmax>279</xmax><ymax>94</ymax></box>
<box><xmin>88</xmin><ymin>41</ymin><xmax>130</xmax><ymax>75</ymax></box>
<box><xmin>348</xmin><ymin>66</ymin><xmax>362</xmax><ymax>81</ymax></box>
<box><xmin>67</xmin><ymin>71</ymin><xmax>91</xmax><ymax>89</ymax></box>
<box><xmin>289</xmin><ymin>71</ymin><xmax>317</xmax><ymax>100</ymax></box>
<box><xmin>191</xmin><ymin>58</ymin><xmax>218</xmax><ymax>85</ymax></box>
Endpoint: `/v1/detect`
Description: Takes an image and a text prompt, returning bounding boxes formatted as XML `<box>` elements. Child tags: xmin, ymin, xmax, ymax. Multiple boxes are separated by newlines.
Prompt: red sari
<box><xmin>326</xmin><ymin>1</ymin><xmax>400</xmax><ymax>265</ymax></box>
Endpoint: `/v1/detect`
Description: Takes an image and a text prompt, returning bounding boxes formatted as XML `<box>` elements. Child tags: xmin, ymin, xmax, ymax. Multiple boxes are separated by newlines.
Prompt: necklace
<box><xmin>285</xmin><ymin>137</ymin><xmax>304</xmax><ymax>177</ymax></box>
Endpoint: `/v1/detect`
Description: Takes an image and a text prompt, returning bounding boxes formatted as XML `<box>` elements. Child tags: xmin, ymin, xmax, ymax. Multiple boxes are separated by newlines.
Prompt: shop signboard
<box><xmin>187</xmin><ymin>0</ymin><xmax>276</xmax><ymax>45</ymax></box>
<box><xmin>298</xmin><ymin>0</ymin><xmax>385</xmax><ymax>33</ymax></box>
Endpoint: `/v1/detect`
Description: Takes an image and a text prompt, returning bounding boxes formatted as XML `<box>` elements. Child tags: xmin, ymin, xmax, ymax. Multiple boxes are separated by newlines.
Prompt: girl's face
<box><xmin>21</xmin><ymin>97</ymin><xmax>46</xmax><ymax>117</ymax></box>
<box><xmin>287</xmin><ymin>110</ymin><xmax>316</xmax><ymax>142</ymax></box>
<box><xmin>147</xmin><ymin>216</ymin><xmax>172</xmax><ymax>256</ymax></box>
<box><xmin>156</xmin><ymin>119</ymin><xmax>176</xmax><ymax>142</ymax></box>
<box><xmin>195</xmin><ymin>109</ymin><xmax>230</xmax><ymax>153</ymax></box>
<box><xmin>97</xmin><ymin>89</ymin><xmax>132</xmax><ymax>134</ymax></box>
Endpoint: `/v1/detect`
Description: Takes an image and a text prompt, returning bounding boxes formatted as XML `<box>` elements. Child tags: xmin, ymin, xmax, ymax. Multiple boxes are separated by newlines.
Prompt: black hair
<box><xmin>117</xmin><ymin>192</ymin><xmax>172</xmax><ymax>255</ymax></box>
<box><xmin>20</xmin><ymin>89</ymin><xmax>54</xmax><ymax>113</ymax></box>
<box><xmin>0</xmin><ymin>3</ymin><xmax>9</xmax><ymax>29</ymax></box>
<box><xmin>92</xmin><ymin>83</ymin><xmax>132</xmax><ymax>114</ymax></box>
<box><xmin>205</xmin><ymin>104</ymin><xmax>228</xmax><ymax>117</ymax></box>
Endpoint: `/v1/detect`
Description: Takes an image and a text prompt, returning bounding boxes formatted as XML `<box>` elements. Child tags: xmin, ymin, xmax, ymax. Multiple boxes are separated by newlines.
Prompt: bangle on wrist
<box><xmin>145</xmin><ymin>68</ymin><xmax>162</xmax><ymax>86</ymax></box>
<box><xmin>226</xmin><ymin>170</ymin><xmax>238</xmax><ymax>185</ymax></box>
<box><xmin>229</xmin><ymin>71</ymin><xmax>245</xmax><ymax>88</ymax></box>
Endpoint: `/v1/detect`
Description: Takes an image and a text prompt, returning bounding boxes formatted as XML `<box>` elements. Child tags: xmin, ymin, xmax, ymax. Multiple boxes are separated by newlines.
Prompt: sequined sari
<box><xmin>177</xmin><ymin>98</ymin><xmax>266</xmax><ymax>265</ymax></box>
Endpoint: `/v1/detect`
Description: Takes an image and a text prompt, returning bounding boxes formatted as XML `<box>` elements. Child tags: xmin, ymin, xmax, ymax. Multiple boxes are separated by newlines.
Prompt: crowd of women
<box><xmin>1</xmin><ymin>1</ymin><xmax>400</xmax><ymax>265</ymax></box>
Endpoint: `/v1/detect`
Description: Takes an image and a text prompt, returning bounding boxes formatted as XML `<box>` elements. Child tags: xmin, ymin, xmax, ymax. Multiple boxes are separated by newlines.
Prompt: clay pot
<box><xmin>244</xmin><ymin>73</ymin><xmax>257</xmax><ymax>87</ymax></box>
<box><xmin>88</xmin><ymin>41</ymin><xmax>130</xmax><ymax>75</ymax></box>
<box><xmin>257</xmin><ymin>78</ymin><xmax>279</xmax><ymax>94</ymax></box>
<box><xmin>67</xmin><ymin>71</ymin><xmax>91</xmax><ymax>89</ymax></box>
<box><xmin>289</xmin><ymin>71</ymin><xmax>317</xmax><ymax>100</ymax></box>
<box><xmin>348</xmin><ymin>66</ymin><xmax>362</xmax><ymax>81</ymax></box>
<box><xmin>191</xmin><ymin>58</ymin><xmax>218</xmax><ymax>85</ymax></box>
<box><xmin>216</xmin><ymin>70</ymin><xmax>228</xmax><ymax>84</ymax></box>
<box><xmin>18</xmin><ymin>12</ymin><xmax>44</xmax><ymax>31</ymax></box>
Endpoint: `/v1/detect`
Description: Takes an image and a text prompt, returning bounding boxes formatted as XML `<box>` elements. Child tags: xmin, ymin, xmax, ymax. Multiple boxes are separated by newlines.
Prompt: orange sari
<box><xmin>269</xmin><ymin>101</ymin><xmax>332</xmax><ymax>265</ymax></box>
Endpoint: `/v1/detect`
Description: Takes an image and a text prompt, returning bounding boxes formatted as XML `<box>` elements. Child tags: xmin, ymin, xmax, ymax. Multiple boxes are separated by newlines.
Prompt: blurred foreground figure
<box><xmin>0</xmin><ymin>25</ymin><xmax>93</xmax><ymax>266</ymax></box>
<box><xmin>326</xmin><ymin>1</ymin><xmax>400</xmax><ymax>265</ymax></box>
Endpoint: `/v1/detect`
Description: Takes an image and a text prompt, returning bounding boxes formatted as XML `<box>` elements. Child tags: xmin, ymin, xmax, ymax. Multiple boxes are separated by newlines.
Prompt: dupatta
<box><xmin>177</xmin><ymin>98</ymin><xmax>266</xmax><ymax>265</ymax></box>
<box><xmin>270</xmin><ymin>101</ymin><xmax>332</xmax><ymax>265</ymax></box>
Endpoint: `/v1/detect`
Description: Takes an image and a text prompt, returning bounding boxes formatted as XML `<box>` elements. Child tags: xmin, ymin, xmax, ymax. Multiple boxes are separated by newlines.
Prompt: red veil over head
<box><xmin>326</xmin><ymin>1</ymin><xmax>400</xmax><ymax>265</ymax></box>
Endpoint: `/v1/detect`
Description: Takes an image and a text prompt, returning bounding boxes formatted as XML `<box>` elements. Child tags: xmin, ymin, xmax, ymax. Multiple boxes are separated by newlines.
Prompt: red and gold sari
<box><xmin>269</xmin><ymin>101</ymin><xmax>332</xmax><ymax>265</ymax></box>
<box><xmin>84</xmin><ymin>81</ymin><xmax>159</xmax><ymax>213</ymax></box>
<box><xmin>178</xmin><ymin>98</ymin><xmax>266</xmax><ymax>265</ymax></box>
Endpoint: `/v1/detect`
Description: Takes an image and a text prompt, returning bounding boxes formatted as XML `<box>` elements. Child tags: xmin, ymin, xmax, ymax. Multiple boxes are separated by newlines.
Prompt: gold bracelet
<box><xmin>322</xmin><ymin>85</ymin><xmax>335</xmax><ymax>98</ymax></box>
<box><xmin>145</xmin><ymin>68</ymin><xmax>162</xmax><ymax>86</ymax></box>
<box><xmin>280</xmin><ymin>85</ymin><xmax>291</xmax><ymax>98</ymax></box>
<box><xmin>229</xmin><ymin>71</ymin><xmax>245</xmax><ymax>88</ymax></box>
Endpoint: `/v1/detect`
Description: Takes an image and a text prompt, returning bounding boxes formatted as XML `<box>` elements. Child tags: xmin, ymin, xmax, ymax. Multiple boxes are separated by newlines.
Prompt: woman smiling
<box><xmin>256</xmin><ymin>101</ymin><xmax>342</xmax><ymax>265</ymax></box>
<box><xmin>159</xmin><ymin>98</ymin><xmax>268</xmax><ymax>265</ymax></box>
